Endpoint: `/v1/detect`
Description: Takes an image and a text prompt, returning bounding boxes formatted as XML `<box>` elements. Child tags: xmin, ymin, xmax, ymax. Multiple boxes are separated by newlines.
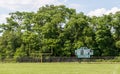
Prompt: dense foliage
<box><xmin>0</xmin><ymin>5</ymin><xmax>120</xmax><ymax>60</ymax></box>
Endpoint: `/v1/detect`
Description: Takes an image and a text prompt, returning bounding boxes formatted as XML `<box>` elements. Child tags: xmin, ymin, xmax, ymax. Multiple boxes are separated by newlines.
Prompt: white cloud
<box><xmin>69</xmin><ymin>4</ymin><xmax>81</xmax><ymax>9</ymax></box>
<box><xmin>87</xmin><ymin>8</ymin><xmax>106</xmax><ymax>16</ymax></box>
<box><xmin>64</xmin><ymin>0</ymin><xmax>68</xmax><ymax>3</ymax></box>
<box><xmin>0</xmin><ymin>14</ymin><xmax>9</xmax><ymax>24</ymax></box>
<box><xmin>0</xmin><ymin>0</ymin><xmax>33</xmax><ymax>4</ymax></box>
<box><xmin>87</xmin><ymin>7</ymin><xmax>120</xmax><ymax>17</ymax></box>
<box><xmin>0</xmin><ymin>0</ymin><xmax>33</xmax><ymax>10</ymax></box>
<box><xmin>0</xmin><ymin>0</ymin><xmax>62</xmax><ymax>11</ymax></box>
<box><xmin>105</xmin><ymin>7</ymin><xmax>120</xmax><ymax>14</ymax></box>
<box><xmin>68</xmin><ymin>4</ymin><xmax>81</xmax><ymax>12</ymax></box>
<box><xmin>31</xmin><ymin>0</ymin><xmax>62</xmax><ymax>11</ymax></box>
<box><xmin>0</xmin><ymin>0</ymin><xmax>63</xmax><ymax>23</ymax></box>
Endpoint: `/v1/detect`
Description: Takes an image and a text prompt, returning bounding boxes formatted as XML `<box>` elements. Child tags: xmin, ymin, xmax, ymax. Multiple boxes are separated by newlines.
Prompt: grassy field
<box><xmin>0</xmin><ymin>63</ymin><xmax>120</xmax><ymax>74</ymax></box>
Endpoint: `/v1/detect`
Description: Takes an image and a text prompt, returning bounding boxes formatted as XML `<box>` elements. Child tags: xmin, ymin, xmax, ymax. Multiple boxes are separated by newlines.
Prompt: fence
<box><xmin>0</xmin><ymin>56</ymin><xmax>117</xmax><ymax>63</ymax></box>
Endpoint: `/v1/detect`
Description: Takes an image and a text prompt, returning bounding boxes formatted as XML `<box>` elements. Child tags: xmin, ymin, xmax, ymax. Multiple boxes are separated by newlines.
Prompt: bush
<box><xmin>112</xmin><ymin>56</ymin><xmax>120</xmax><ymax>62</ymax></box>
<box><xmin>14</xmin><ymin>45</ymin><xmax>27</xmax><ymax>62</ymax></box>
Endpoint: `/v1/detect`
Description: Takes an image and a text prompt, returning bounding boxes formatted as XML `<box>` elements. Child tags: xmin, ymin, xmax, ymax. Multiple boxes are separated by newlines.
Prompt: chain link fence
<box><xmin>0</xmin><ymin>56</ymin><xmax>119</xmax><ymax>63</ymax></box>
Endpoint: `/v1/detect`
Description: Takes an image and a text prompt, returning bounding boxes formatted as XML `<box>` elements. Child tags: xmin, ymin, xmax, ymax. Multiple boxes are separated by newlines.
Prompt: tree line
<box><xmin>0</xmin><ymin>5</ymin><xmax>120</xmax><ymax>60</ymax></box>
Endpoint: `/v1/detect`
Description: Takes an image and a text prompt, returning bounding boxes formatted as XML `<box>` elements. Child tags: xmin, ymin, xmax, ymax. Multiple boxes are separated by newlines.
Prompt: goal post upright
<box><xmin>40</xmin><ymin>48</ymin><xmax>53</xmax><ymax>63</ymax></box>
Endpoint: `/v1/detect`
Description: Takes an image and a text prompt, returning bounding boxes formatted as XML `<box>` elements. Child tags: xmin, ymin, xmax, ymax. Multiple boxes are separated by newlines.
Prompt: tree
<box><xmin>33</xmin><ymin>5</ymin><xmax>76</xmax><ymax>56</ymax></box>
<box><xmin>0</xmin><ymin>5</ymin><xmax>120</xmax><ymax>60</ymax></box>
<box><xmin>116</xmin><ymin>41</ymin><xmax>120</xmax><ymax>48</ymax></box>
<box><xmin>95</xmin><ymin>15</ymin><xmax>115</xmax><ymax>56</ymax></box>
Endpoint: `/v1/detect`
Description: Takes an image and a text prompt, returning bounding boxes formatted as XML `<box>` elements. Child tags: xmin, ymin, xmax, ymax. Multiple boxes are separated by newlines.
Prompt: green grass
<box><xmin>0</xmin><ymin>63</ymin><xmax>120</xmax><ymax>74</ymax></box>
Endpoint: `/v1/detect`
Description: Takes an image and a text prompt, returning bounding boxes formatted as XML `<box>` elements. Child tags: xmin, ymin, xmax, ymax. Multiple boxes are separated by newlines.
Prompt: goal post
<box><xmin>30</xmin><ymin>49</ymin><xmax>53</xmax><ymax>63</ymax></box>
<box><xmin>40</xmin><ymin>49</ymin><xmax>53</xmax><ymax>63</ymax></box>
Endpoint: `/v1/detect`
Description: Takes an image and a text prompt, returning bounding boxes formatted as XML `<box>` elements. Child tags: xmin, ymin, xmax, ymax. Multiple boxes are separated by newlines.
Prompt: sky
<box><xmin>0</xmin><ymin>0</ymin><xmax>120</xmax><ymax>24</ymax></box>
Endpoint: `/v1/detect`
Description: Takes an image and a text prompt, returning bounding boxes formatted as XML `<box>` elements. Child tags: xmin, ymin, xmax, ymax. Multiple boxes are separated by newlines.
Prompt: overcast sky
<box><xmin>0</xmin><ymin>0</ymin><xmax>120</xmax><ymax>23</ymax></box>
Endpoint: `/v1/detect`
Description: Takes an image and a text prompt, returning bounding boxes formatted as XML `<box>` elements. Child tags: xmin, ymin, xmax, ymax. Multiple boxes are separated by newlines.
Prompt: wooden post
<box><xmin>41</xmin><ymin>53</ymin><xmax>42</xmax><ymax>63</ymax></box>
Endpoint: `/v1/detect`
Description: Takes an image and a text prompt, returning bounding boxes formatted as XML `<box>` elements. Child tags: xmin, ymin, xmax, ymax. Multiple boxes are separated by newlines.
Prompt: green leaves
<box><xmin>0</xmin><ymin>5</ymin><xmax>120</xmax><ymax>59</ymax></box>
<box><xmin>116</xmin><ymin>41</ymin><xmax>120</xmax><ymax>49</ymax></box>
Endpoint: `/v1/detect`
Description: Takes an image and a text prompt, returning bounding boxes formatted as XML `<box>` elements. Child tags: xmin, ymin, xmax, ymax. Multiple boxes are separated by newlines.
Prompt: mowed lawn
<box><xmin>0</xmin><ymin>63</ymin><xmax>120</xmax><ymax>74</ymax></box>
